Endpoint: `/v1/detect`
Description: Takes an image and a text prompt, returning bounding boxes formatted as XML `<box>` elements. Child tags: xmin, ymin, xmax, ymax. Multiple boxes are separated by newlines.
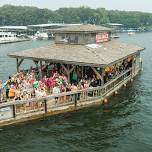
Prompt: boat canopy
<box><xmin>8</xmin><ymin>40</ymin><xmax>144</xmax><ymax>67</ymax></box>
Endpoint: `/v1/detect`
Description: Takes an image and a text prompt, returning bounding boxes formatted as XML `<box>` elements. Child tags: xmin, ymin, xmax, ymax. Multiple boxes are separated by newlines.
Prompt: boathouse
<box><xmin>0</xmin><ymin>24</ymin><xmax>144</xmax><ymax>127</ymax></box>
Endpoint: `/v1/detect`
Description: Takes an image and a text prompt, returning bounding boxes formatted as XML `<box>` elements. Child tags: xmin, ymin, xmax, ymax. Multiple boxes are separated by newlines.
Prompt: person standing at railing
<box><xmin>82</xmin><ymin>80</ymin><xmax>90</xmax><ymax>99</ymax></box>
<box><xmin>0</xmin><ymin>80</ymin><xmax>8</xmax><ymax>102</ymax></box>
<box><xmin>77</xmin><ymin>82</ymin><xmax>83</xmax><ymax>101</ymax></box>
<box><xmin>8</xmin><ymin>85</ymin><xmax>16</xmax><ymax>100</ymax></box>
<box><xmin>35</xmin><ymin>87</ymin><xmax>42</xmax><ymax>98</ymax></box>
<box><xmin>71</xmin><ymin>83</ymin><xmax>78</xmax><ymax>101</ymax></box>
<box><xmin>14</xmin><ymin>87</ymin><xmax>21</xmax><ymax>101</ymax></box>
<box><xmin>53</xmin><ymin>84</ymin><xmax>60</xmax><ymax>104</ymax></box>
<box><xmin>66</xmin><ymin>84</ymin><xmax>71</xmax><ymax>102</ymax></box>
<box><xmin>40</xmin><ymin>88</ymin><xmax>47</xmax><ymax>97</ymax></box>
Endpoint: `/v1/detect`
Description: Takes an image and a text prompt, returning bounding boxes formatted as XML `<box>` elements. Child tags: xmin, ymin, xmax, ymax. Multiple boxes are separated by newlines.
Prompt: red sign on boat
<box><xmin>96</xmin><ymin>33</ymin><xmax>109</xmax><ymax>43</ymax></box>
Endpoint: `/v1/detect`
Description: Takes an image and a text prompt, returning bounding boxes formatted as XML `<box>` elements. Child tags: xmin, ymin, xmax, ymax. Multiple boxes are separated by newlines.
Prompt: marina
<box><xmin>0</xmin><ymin>24</ymin><xmax>144</xmax><ymax>127</ymax></box>
<box><xmin>0</xmin><ymin>26</ymin><xmax>30</xmax><ymax>44</ymax></box>
<box><xmin>0</xmin><ymin>24</ymin><xmax>83</xmax><ymax>43</ymax></box>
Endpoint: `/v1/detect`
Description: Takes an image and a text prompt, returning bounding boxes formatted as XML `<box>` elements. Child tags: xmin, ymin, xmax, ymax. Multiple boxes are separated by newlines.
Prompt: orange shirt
<box><xmin>9</xmin><ymin>88</ymin><xmax>16</xmax><ymax>98</ymax></box>
<box><xmin>105</xmin><ymin>67</ymin><xmax>110</xmax><ymax>72</ymax></box>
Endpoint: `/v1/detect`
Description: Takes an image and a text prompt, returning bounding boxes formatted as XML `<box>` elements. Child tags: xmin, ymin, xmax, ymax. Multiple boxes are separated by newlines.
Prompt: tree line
<box><xmin>0</xmin><ymin>5</ymin><xmax>152</xmax><ymax>28</ymax></box>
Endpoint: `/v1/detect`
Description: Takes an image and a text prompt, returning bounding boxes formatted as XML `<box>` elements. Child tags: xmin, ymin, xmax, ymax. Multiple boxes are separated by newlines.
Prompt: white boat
<box><xmin>110</xmin><ymin>33</ymin><xmax>120</xmax><ymax>38</ymax></box>
<box><xmin>128</xmin><ymin>30</ymin><xmax>136</xmax><ymax>35</ymax></box>
<box><xmin>0</xmin><ymin>31</ymin><xmax>18</xmax><ymax>42</ymax></box>
<box><xmin>0</xmin><ymin>32</ymin><xmax>30</xmax><ymax>44</ymax></box>
<box><xmin>34</xmin><ymin>31</ymin><xmax>49</xmax><ymax>40</ymax></box>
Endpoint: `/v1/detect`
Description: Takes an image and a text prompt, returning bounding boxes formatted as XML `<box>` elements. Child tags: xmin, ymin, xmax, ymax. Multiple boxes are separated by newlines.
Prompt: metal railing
<box><xmin>0</xmin><ymin>68</ymin><xmax>133</xmax><ymax>122</ymax></box>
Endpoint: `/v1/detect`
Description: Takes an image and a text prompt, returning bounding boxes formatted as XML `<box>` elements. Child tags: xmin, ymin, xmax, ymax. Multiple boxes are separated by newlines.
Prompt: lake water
<box><xmin>0</xmin><ymin>33</ymin><xmax>152</xmax><ymax>152</ymax></box>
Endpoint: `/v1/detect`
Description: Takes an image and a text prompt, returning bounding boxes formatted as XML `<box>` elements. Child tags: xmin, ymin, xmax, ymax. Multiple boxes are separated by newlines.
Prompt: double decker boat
<box><xmin>0</xmin><ymin>24</ymin><xmax>144</xmax><ymax>127</ymax></box>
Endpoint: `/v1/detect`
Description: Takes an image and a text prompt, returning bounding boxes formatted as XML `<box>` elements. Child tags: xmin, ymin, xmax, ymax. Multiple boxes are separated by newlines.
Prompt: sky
<box><xmin>0</xmin><ymin>0</ymin><xmax>152</xmax><ymax>13</ymax></box>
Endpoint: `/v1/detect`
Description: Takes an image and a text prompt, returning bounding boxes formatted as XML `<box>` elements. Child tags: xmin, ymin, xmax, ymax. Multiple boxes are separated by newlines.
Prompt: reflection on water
<box><xmin>0</xmin><ymin>33</ymin><xmax>152</xmax><ymax>152</ymax></box>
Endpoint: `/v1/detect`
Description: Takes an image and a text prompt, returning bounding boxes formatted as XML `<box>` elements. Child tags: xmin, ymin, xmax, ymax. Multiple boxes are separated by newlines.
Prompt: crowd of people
<box><xmin>104</xmin><ymin>57</ymin><xmax>133</xmax><ymax>83</ymax></box>
<box><xmin>0</xmin><ymin>58</ymin><xmax>133</xmax><ymax>103</ymax></box>
<box><xmin>0</xmin><ymin>66</ymin><xmax>91</xmax><ymax>103</ymax></box>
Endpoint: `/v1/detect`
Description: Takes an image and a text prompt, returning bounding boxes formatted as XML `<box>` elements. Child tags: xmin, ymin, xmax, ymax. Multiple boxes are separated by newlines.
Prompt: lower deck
<box><xmin>0</xmin><ymin>67</ymin><xmax>141</xmax><ymax>127</ymax></box>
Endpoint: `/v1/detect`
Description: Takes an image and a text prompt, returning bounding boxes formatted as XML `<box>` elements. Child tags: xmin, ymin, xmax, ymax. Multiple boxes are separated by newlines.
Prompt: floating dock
<box><xmin>0</xmin><ymin>24</ymin><xmax>144</xmax><ymax>127</ymax></box>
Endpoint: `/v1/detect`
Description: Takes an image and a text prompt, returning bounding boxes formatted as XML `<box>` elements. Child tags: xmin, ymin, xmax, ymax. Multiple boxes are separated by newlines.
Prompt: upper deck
<box><xmin>49</xmin><ymin>24</ymin><xmax>112</xmax><ymax>45</ymax></box>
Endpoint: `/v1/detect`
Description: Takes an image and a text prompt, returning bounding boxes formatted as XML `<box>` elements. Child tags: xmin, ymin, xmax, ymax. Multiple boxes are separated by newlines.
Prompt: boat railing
<box><xmin>0</xmin><ymin>68</ymin><xmax>133</xmax><ymax>122</ymax></box>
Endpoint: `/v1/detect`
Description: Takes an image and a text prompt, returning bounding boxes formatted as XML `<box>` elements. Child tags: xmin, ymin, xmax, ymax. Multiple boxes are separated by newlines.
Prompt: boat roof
<box><xmin>0</xmin><ymin>26</ymin><xmax>27</xmax><ymax>30</ymax></box>
<box><xmin>28</xmin><ymin>23</ymin><xmax>82</xmax><ymax>28</ymax></box>
<box><xmin>106</xmin><ymin>23</ymin><xmax>123</xmax><ymax>26</ymax></box>
<box><xmin>8</xmin><ymin>40</ymin><xmax>144</xmax><ymax>67</ymax></box>
<box><xmin>49</xmin><ymin>24</ymin><xmax>112</xmax><ymax>33</ymax></box>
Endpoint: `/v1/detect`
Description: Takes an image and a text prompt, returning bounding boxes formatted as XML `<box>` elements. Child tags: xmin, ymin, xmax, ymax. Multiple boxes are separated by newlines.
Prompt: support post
<box><xmin>44</xmin><ymin>99</ymin><xmax>47</xmax><ymax>113</ymax></box>
<box><xmin>84</xmin><ymin>66</ymin><xmax>87</xmax><ymax>76</ymax></box>
<box><xmin>81</xmin><ymin>66</ymin><xmax>84</xmax><ymax>78</ymax></box>
<box><xmin>74</xmin><ymin>93</ymin><xmax>77</xmax><ymax>107</ymax></box>
<box><xmin>91</xmin><ymin>67</ymin><xmax>103</xmax><ymax>86</ymax></box>
<box><xmin>69</xmin><ymin>65</ymin><xmax>76</xmax><ymax>74</ymax></box>
<box><xmin>33</xmin><ymin>60</ymin><xmax>39</xmax><ymax>68</ymax></box>
<box><xmin>61</xmin><ymin>64</ymin><xmax>69</xmax><ymax>74</ymax></box>
<box><xmin>61</xmin><ymin>64</ymin><xmax>76</xmax><ymax>83</ymax></box>
<box><xmin>16</xmin><ymin>58</ymin><xmax>18</xmax><ymax>72</ymax></box>
<box><xmin>91</xmin><ymin>67</ymin><xmax>102</xmax><ymax>79</ymax></box>
<box><xmin>39</xmin><ymin>60</ymin><xmax>43</xmax><ymax>79</ymax></box>
<box><xmin>33</xmin><ymin>60</ymin><xmax>39</xmax><ymax>79</ymax></box>
<box><xmin>12</xmin><ymin>105</ymin><xmax>16</xmax><ymax>118</ymax></box>
<box><xmin>16</xmin><ymin>58</ymin><xmax>24</xmax><ymax>72</ymax></box>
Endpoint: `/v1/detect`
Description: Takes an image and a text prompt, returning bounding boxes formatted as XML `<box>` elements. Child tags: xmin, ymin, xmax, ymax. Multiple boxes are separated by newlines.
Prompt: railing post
<box><xmin>12</xmin><ymin>104</ymin><xmax>16</xmax><ymax>118</ymax></box>
<box><xmin>74</xmin><ymin>93</ymin><xmax>77</xmax><ymax>107</ymax></box>
<box><xmin>44</xmin><ymin>99</ymin><xmax>47</xmax><ymax>113</ymax></box>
